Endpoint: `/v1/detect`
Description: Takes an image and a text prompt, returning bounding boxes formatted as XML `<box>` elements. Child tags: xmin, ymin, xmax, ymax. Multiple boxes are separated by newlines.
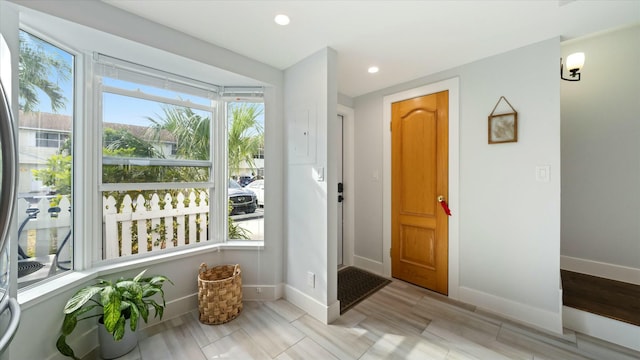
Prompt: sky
<box><xmin>22</xmin><ymin>30</ymin><xmax>264</xmax><ymax>129</ymax></box>
<box><xmin>21</xmin><ymin>31</ymin><xmax>74</xmax><ymax>116</ymax></box>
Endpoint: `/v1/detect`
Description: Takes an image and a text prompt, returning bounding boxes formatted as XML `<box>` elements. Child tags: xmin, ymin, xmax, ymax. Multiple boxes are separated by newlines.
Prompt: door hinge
<box><xmin>389</xmin><ymin>248</ymin><xmax>392</xmax><ymax>258</ymax></box>
<box><xmin>390</xmin><ymin>121</ymin><xmax>392</xmax><ymax>132</ymax></box>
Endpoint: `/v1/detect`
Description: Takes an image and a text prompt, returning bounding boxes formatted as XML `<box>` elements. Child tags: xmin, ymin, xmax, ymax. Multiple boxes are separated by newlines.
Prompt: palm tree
<box><xmin>18</xmin><ymin>31</ymin><xmax>71</xmax><ymax>113</ymax></box>
<box><xmin>147</xmin><ymin>105</ymin><xmax>211</xmax><ymax>184</ymax></box>
<box><xmin>148</xmin><ymin>105</ymin><xmax>210</xmax><ymax>161</ymax></box>
<box><xmin>228</xmin><ymin>103</ymin><xmax>263</xmax><ymax>178</ymax></box>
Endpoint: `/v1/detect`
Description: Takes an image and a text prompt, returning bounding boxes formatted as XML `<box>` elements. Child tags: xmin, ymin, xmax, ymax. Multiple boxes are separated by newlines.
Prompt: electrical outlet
<box><xmin>256</xmin><ymin>287</ymin><xmax>262</xmax><ymax>293</ymax></box>
<box><xmin>307</xmin><ymin>271</ymin><xmax>315</xmax><ymax>288</ymax></box>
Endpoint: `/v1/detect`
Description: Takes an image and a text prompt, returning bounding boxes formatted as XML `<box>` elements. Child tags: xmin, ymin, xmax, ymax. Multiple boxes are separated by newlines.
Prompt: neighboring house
<box><xmin>17</xmin><ymin>111</ymin><xmax>177</xmax><ymax>195</ymax></box>
<box><xmin>18</xmin><ymin>111</ymin><xmax>70</xmax><ymax>194</ymax></box>
<box><xmin>233</xmin><ymin>155</ymin><xmax>264</xmax><ymax>180</ymax></box>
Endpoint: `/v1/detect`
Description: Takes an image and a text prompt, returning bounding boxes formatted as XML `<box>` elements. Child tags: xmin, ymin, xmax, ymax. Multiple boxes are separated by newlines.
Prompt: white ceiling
<box><xmin>103</xmin><ymin>0</ymin><xmax>639</xmax><ymax>98</ymax></box>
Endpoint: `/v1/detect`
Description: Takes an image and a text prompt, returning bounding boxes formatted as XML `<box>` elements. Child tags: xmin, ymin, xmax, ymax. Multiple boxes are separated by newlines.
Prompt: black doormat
<box><xmin>338</xmin><ymin>266</ymin><xmax>391</xmax><ymax>314</ymax></box>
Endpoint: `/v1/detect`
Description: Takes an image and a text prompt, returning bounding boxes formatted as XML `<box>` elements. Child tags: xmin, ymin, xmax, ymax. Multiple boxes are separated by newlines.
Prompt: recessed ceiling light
<box><xmin>274</xmin><ymin>14</ymin><xmax>290</xmax><ymax>26</ymax></box>
<box><xmin>368</xmin><ymin>66</ymin><xmax>379</xmax><ymax>74</ymax></box>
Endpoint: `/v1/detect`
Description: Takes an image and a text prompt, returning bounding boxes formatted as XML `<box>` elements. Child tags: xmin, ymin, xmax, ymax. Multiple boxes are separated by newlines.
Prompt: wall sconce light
<box><xmin>561</xmin><ymin>52</ymin><xmax>585</xmax><ymax>81</ymax></box>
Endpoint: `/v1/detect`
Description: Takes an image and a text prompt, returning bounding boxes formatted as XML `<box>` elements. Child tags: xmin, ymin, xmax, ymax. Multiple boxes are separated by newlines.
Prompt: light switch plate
<box><xmin>307</xmin><ymin>271</ymin><xmax>315</xmax><ymax>288</ymax></box>
<box><xmin>536</xmin><ymin>165</ymin><xmax>550</xmax><ymax>182</ymax></box>
<box><xmin>313</xmin><ymin>167</ymin><xmax>324</xmax><ymax>182</ymax></box>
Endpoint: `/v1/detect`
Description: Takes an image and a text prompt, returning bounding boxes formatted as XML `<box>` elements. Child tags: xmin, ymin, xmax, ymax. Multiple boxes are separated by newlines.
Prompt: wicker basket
<box><xmin>198</xmin><ymin>263</ymin><xmax>243</xmax><ymax>324</ymax></box>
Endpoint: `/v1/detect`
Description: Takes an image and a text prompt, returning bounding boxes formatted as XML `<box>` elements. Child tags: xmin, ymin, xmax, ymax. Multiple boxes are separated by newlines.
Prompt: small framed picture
<box><xmin>488</xmin><ymin>112</ymin><xmax>517</xmax><ymax>144</ymax></box>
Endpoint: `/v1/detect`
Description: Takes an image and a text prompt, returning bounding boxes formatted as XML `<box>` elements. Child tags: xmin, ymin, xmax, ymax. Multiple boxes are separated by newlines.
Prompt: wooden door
<box><xmin>391</xmin><ymin>91</ymin><xmax>449</xmax><ymax>294</ymax></box>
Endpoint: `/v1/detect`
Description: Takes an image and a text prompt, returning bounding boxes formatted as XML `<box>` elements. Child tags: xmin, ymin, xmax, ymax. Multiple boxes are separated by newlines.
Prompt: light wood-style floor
<box><xmin>85</xmin><ymin>279</ymin><xmax>640</xmax><ymax>360</ymax></box>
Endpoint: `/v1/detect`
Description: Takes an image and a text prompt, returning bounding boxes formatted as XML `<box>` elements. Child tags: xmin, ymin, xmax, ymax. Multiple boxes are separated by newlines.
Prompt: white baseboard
<box><xmin>459</xmin><ymin>286</ymin><xmax>563</xmax><ymax>334</ymax></box>
<box><xmin>274</xmin><ymin>282</ymin><xmax>285</xmax><ymax>299</ymax></box>
<box><xmin>561</xmin><ymin>256</ymin><xmax>640</xmax><ymax>285</ymax></box>
<box><xmin>563</xmin><ymin>306</ymin><xmax>640</xmax><ymax>352</ymax></box>
<box><xmin>242</xmin><ymin>285</ymin><xmax>282</xmax><ymax>301</ymax></box>
<box><xmin>133</xmin><ymin>285</ymin><xmax>283</xmax><ymax>329</ymax></box>
<box><xmin>283</xmin><ymin>284</ymin><xmax>338</xmax><ymax>324</ymax></box>
<box><xmin>327</xmin><ymin>299</ymin><xmax>341</xmax><ymax>323</ymax></box>
<box><xmin>352</xmin><ymin>255</ymin><xmax>384</xmax><ymax>276</ymax></box>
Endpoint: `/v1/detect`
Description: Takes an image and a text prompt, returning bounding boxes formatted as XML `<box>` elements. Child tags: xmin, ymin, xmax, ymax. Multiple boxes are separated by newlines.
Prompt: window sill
<box><xmin>18</xmin><ymin>240</ymin><xmax>264</xmax><ymax>310</ymax></box>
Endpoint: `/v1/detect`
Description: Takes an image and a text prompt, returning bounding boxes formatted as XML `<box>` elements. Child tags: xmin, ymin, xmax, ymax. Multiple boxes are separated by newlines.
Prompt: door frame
<box><xmin>337</xmin><ymin>104</ymin><xmax>355</xmax><ymax>267</ymax></box>
<box><xmin>382</xmin><ymin>77</ymin><xmax>460</xmax><ymax>299</ymax></box>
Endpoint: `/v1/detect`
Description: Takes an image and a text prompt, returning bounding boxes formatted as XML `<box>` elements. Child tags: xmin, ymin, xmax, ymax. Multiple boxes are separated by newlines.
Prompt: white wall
<box><xmin>353</xmin><ymin>92</ymin><xmax>385</xmax><ymax>266</ymax></box>
<box><xmin>561</xmin><ymin>25</ymin><xmax>640</xmax><ymax>284</ymax></box>
<box><xmin>283</xmin><ymin>48</ymin><xmax>339</xmax><ymax>323</ymax></box>
<box><xmin>354</xmin><ymin>38</ymin><xmax>563</xmax><ymax>333</ymax></box>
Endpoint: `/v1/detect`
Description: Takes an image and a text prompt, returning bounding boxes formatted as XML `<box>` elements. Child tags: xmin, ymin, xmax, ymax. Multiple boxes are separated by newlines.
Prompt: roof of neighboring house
<box><xmin>19</xmin><ymin>111</ymin><xmax>71</xmax><ymax>131</ymax></box>
<box><xmin>18</xmin><ymin>111</ymin><xmax>176</xmax><ymax>142</ymax></box>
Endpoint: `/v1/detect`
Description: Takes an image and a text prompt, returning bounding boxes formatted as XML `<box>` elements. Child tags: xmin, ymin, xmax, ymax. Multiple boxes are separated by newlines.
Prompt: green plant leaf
<box><xmin>117</xmin><ymin>280</ymin><xmax>143</xmax><ymax>301</ymax></box>
<box><xmin>142</xmin><ymin>286</ymin><xmax>160</xmax><ymax>298</ymax></box>
<box><xmin>61</xmin><ymin>313</ymin><xmax>77</xmax><ymax>336</ymax></box>
<box><xmin>112</xmin><ymin>315</ymin><xmax>126</xmax><ymax>341</ymax></box>
<box><xmin>151</xmin><ymin>301</ymin><xmax>164</xmax><ymax>320</ymax></box>
<box><xmin>73</xmin><ymin>303</ymin><xmax>100</xmax><ymax>319</ymax></box>
<box><xmin>133</xmin><ymin>269</ymin><xmax>147</xmax><ymax>282</ymax></box>
<box><xmin>63</xmin><ymin>286</ymin><xmax>102</xmax><ymax>314</ymax></box>
<box><xmin>102</xmin><ymin>286</ymin><xmax>121</xmax><ymax>332</ymax></box>
<box><xmin>149</xmin><ymin>275</ymin><xmax>172</xmax><ymax>286</ymax></box>
<box><xmin>137</xmin><ymin>299</ymin><xmax>149</xmax><ymax>323</ymax></box>
<box><xmin>56</xmin><ymin>334</ymin><xmax>80</xmax><ymax>360</ymax></box>
<box><xmin>127</xmin><ymin>301</ymin><xmax>140</xmax><ymax>331</ymax></box>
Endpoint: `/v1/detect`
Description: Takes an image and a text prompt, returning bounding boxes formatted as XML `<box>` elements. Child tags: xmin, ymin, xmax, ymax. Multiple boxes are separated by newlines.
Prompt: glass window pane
<box><xmin>99</xmin><ymin>65</ymin><xmax>216</xmax><ymax>259</ymax></box>
<box><xmin>102</xmin><ymin>164</ymin><xmax>210</xmax><ymax>184</ymax></box>
<box><xmin>227</xmin><ymin>101</ymin><xmax>264</xmax><ymax>241</ymax></box>
<box><xmin>101</xmin><ymin>91</ymin><xmax>213</xmax><ymax>184</ymax></box>
<box><xmin>17</xmin><ymin>30</ymin><xmax>74</xmax><ymax>287</ymax></box>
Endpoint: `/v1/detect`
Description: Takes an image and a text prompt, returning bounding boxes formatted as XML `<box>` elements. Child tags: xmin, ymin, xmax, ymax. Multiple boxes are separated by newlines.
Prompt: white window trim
<box><xmin>15</xmin><ymin>14</ymin><xmax>267</xmax><ymax>301</ymax></box>
<box><xmin>95</xmin><ymin>57</ymin><xmax>224</xmax><ymax>262</ymax></box>
<box><xmin>18</xmin><ymin>240</ymin><xmax>263</xmax><ymax>309</ymax></box>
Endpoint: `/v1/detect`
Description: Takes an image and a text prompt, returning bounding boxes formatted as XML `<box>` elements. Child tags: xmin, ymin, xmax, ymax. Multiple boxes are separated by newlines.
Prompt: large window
<box><xmin>15</xmin><ymin>28</ymin><xmax>267</xmax><ymax>278</ymax></box>
<box><xmin>95</xmin><ymin>56</ymin><xmax>265</xmax><ymax>261</ymax></box>
<box><xmin>97</xmin><ymin>55</ymin><xmax>218</xmax><ymax>260</ymax></box>
<box><xmin>17</xmin><ymin>30</ymin><xmax>74</xmax><ymax>288</ymax></box>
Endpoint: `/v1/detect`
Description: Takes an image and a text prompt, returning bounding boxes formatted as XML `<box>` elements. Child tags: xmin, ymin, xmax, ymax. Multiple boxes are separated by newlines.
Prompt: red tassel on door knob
<box><xmin>437</xmin><ymin>196</ymin><xmax>452</xmax><ymax>216</ymax></box>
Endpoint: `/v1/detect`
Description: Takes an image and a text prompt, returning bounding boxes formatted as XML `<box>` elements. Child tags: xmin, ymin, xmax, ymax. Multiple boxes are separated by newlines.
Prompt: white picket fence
<box><xmin>16</xmin><ymin>195</ymin><xmax>71</xmax><ymax>259</ymax></box>
<box><xmin>102</xmin><ymin>191</ymin><xmax>209</xmax><ymax>259</ymax></box>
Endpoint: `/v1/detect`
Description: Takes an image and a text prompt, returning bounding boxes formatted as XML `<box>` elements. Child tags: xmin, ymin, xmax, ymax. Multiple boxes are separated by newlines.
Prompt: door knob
<box><xmin>437</xmin><ymin>195</ymin><xmax>452</xmax><ymax>216</ymax></box>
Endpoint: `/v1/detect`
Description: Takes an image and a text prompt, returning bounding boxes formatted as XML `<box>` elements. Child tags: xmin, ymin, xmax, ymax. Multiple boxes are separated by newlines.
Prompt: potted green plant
<box><xmin>56</xmin><ymin>269</ymin><xmax>172</xmax><ymax>360</ymax></box>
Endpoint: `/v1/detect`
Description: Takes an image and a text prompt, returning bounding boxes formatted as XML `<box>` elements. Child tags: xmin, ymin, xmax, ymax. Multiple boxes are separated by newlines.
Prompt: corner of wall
<box><xmin>283</xmin><ymin>284</ymin><xmax>337</xmax><ymax>324</ymax></box>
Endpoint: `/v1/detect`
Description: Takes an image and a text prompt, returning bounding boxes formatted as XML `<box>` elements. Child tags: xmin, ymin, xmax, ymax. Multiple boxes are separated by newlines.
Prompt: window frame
<box><xmin>95</xmin><ymin>57</ymin><xmax>224</xmax><ymax>262</ymax></box>
<box><xmin>15</xmin><ymin>26</ymin><xmax>79</xmax><ymax>287</ymax></box>
<box><xmin>15</xmin><ymin>14</ymin><xmax>268</xmax><ymax>302</ymax></box>
<box><xmin>35</xmin><ymin>131</ymin><xmax>68</xmax><ymax>148</ymax></box>
<box><xmin>222</xmin><ymin>96</ymin><xmax>265</xmax><ymax>241</ymax></box>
